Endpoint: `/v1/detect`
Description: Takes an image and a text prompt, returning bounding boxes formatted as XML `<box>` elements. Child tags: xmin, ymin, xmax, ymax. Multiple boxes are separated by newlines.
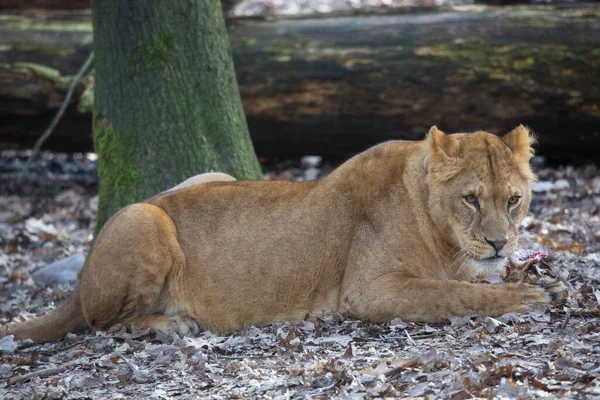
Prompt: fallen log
<box><xmin>0</xmin><ymin>5</ymin><xmax>599</xmax><ymax>162</ymax></box>
<box><xmin>0</xmin><ymin>0</ymin><xmax>241</xmax><ymax>13</ymax></box>
<box><xmin>0</xmin><ymin>0</ymin><xmax>90</xmax><ymax>9</ymax></box>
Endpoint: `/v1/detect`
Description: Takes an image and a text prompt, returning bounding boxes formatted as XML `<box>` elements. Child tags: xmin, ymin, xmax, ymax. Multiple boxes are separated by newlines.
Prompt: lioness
<box><xmin>4</xmin><ymin>126</ymin><xmax>564</xmax><ymax>342</ymax></box>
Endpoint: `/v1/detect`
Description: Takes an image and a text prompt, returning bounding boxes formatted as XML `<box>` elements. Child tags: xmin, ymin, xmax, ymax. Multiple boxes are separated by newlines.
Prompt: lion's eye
<box><xmin>464</xmin><ymin>194</ymin><xmax>479</xmax><ymax>207</ymax></box>
<box><xmin>508</xmin><ymin>196</ymin><xmax>521</xmax><ymax>206</ymax></box>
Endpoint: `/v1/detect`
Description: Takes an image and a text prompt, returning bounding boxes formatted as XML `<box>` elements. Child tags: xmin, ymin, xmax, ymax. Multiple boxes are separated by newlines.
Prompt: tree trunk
<box><xmin>92</xmin><ymin>0</ymin><xmax>263</xmax><ymax>232</ymax></box>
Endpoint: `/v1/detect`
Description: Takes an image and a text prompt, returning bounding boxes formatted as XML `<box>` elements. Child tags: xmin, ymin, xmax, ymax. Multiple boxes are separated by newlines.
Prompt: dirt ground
<box><xmin>0</xmin><ymin>151</ymin><xmax>599</xmax><ymax>399</ymax></box>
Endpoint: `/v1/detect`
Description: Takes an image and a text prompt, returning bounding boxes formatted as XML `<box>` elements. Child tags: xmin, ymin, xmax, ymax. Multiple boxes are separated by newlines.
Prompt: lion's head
<box><xmin>425</xmin><ymin>125</ymin><xmax>536</xmax><ymax>276</ymax></box>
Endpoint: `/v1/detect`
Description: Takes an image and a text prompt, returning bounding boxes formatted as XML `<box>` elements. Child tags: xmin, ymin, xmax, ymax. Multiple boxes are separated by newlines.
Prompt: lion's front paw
<box><xmin>543</xmin><ymin>279</ymin><xmax>568</xmax><ymax>305</ymax></box>
<box><xmin>511</xmin><ymin>284</ymin><xmax>552</xmax><ymax>314</ymax></box>
<box><xmin>521</xmin><ymin>275</ymin><xmax>568</xmax><ymax>307</ymax></box>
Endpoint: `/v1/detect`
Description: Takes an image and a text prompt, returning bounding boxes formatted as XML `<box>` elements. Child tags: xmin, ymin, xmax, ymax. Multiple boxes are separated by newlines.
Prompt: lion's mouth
<box><xmin>467</xmin><ymin>254</ymin><xmax>508</xmax><ymax>274</ymax></box>
<box><xmin>485</xmin><ymin>255</ymin><xmax>505</xmax><ymax>261</ymax></box>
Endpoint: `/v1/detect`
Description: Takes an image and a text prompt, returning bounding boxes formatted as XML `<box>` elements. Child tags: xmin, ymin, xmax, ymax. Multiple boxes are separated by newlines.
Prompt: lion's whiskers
<box><xmin>456</xmin><ymin>253</ymin><xmax>472</xmax><ymax>277</ymax></box>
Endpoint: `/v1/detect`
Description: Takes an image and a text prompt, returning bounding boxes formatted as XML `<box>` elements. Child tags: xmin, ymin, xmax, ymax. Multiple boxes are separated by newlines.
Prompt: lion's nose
<box><xmin>486</xmin><ymin>238</ymin><xmax>508</xmax><ymax>252</ymax></box>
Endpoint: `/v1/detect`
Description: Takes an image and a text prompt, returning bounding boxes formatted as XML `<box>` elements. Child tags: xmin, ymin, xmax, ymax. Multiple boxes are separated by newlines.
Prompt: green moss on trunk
<box><xmin>93</xmin><ymin>114</ymin><xmax>140</xmax><ymax>229</ymax></box>
<box><xmin>92</xmin><ymin>0</ymin><xmax>262</xmax><ymax>235</ymax></box>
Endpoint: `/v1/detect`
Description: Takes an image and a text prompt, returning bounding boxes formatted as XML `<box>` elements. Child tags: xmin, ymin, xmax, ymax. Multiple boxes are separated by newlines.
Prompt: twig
<box><xmin>560</xmin><ymin>308</ymin><xmax>571</xmax><ymax>331</ymax></box>
<box><xmin>567</xmin><ymin>308</ymin><xmax>600</xmax><ymax>318</ymax></box>
<box><xmin>404</xmin><ymin>329</ymin><xmax>416</xmax><ymax>345</ymax></box>
<box><xmin>15</xmin><ymin>335</ymin><xmax>119</xmax><ymax>354</ymax></box>
<box><xmin>216</xmin><ymin>353</ymin><xmax>273</xmax><ymax>360</ymax></box>
<box><xmin>310</xmin><ymin>382</ymin><xmax>338</xmax><ymax>395</ymax></box>
<box><xmin>6</xmin><ymin>360</ymin><xmax>78</xmax><ymax>385</ymax></box>
<box><xmin>18</xmin><ymin>51</ymin><xmax>95</xmax><ymax>180</ymax></box>
<box><xmin>118</xmin><ymin>354</ymin><xmax>140</xmax><ymax>372</ymax></box>
<box><xmin>498</xmin><ymin>352</ymin><xmax>527</xmax><ymax>359</ymax></box>
<box><xmin>384</xmin><ymin>357</ymin><xmax>420</xmax><ymax>377</ymax></box>
<box><xmin>373</xmin><ymin>332</ymin><xmax>442</xmax><ymax>341</ymax></box>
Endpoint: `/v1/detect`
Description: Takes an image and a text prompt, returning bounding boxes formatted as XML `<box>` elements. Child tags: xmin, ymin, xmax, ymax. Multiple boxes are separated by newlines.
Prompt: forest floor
<box><xmin>0</xmin><ymin>151</ymin><xmax>599</xmax><ymax>399</ymax></box>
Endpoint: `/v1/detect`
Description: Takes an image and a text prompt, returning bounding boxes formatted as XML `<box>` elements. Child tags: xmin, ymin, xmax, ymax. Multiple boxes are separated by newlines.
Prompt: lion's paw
<box><xmin>170</xmin><ymin>315</ymin><xmax>202</xmax><ymax>337</ymax></box>
<box><xmin>120</xmin><ymin>314</ymin><xmax>202</xmax><ymax>337</ymax></box>
<box><xmin>520</xmin><ymin>275</ymin><xmax>568</xmax><ymax>306</ymax></box>
<box><xmin>543</xmin><ymin>279</ymin><xmax>568</xmax><ymax>305</ymax></box>
<box><xmin>513</xmin><ymin>284</ymin><xmax>552</xmax><ymax>313</ymax></box>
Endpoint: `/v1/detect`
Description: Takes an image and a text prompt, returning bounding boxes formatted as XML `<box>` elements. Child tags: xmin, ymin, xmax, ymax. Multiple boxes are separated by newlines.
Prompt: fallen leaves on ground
<box><xmin>0</xmin><ymin>152</ymin><xmax>598</xmax><ymax>398</ymax></box>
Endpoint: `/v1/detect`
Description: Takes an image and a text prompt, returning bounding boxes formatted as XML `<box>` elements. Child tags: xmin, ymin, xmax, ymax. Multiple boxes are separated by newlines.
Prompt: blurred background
<box><xmin>0</xmin><ymin>0</ymin><xmax>598</xmax><ymax>168</ymax></box>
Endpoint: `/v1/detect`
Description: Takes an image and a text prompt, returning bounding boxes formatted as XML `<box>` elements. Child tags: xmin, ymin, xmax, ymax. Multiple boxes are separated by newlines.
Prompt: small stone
<box><xmin>0</xmin><ymin>335</ymin><xmax>17</xmax><ymax>352</ymax></box>
<box><xmin>33</xmin><ymin>253</ymin><xmax>85</xmax><ymax>285</ymax></box>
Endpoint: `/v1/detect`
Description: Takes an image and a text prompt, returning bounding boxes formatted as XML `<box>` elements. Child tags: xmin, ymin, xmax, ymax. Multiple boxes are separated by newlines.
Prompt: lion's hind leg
<box><xmin>80</xmin><ymin>203</ymin><xmax>187</xmax><ymax>335</ymax></box>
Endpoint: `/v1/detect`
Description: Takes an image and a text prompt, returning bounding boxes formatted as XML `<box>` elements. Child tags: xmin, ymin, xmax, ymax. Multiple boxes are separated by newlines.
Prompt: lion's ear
<box><xmin>426</xmin><ymin>126</ymin><xmax>459</xmax><ymax>160</ymax></box>
<box><xmin>426</xmin><ymin>126</ymin><xmax>463</xmax><ymax>182</ymax></box>
<box><xmin>502</xmin><ymin>125</ymin><xmax>536</xmax><ymax>163</ymax></box>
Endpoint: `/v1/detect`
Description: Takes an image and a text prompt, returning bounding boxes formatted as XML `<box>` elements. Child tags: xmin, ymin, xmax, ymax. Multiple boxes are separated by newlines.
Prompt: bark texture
<box><xmin>92</xmin><ymin>0</ymin><xmax>262</xmax><ymax>231</ymax></box>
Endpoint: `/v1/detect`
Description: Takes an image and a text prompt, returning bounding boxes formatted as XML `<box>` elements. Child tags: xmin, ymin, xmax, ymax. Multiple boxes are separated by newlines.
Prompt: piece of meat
<box><xmin>505</xmin><ymin>251</ymin><xmax>568</xmax><ymax>305</ymax></box>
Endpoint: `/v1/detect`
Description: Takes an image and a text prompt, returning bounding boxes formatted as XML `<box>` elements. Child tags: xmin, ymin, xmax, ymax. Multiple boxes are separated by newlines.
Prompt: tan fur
<box><xmin>165</xmin><ymin>172</ymin><xmax>236</xmax><ymax>192</ymax></box>
<box><xmin>4</xmin><ymin>127</ymin><xmax>558</xmax><ymax>341</ymax></box>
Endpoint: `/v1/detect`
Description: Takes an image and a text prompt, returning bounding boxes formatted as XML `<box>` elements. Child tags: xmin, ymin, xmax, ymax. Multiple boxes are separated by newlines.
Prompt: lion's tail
<box><xmin>3</xmin><ymin>287</ymin><xmax>88</xmax><ymax>342</ymax></box>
